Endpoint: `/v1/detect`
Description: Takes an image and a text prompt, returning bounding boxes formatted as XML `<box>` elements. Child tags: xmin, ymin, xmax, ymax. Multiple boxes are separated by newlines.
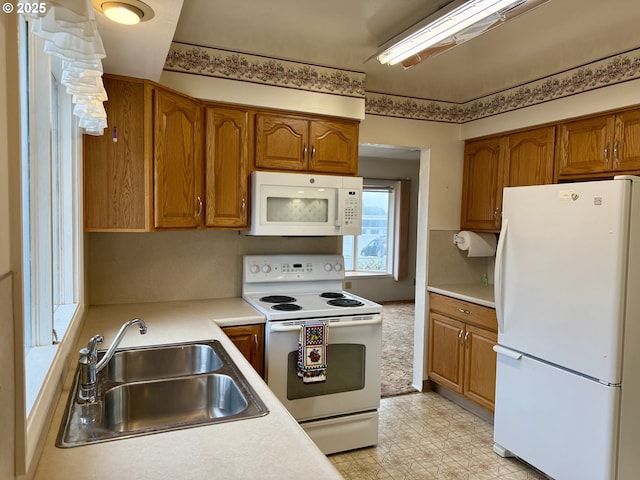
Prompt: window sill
<box><xmin>345</xmin><ymin>271</ymin><xmax>393</xmax><ymax>279</ymax></box>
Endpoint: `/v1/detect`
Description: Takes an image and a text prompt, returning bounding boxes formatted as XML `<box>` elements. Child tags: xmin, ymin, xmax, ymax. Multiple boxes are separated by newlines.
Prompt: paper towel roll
<box><xmin>455</xmin><ymin>231</ymin><xmax>497</xmax><ymax>257</ymax></box>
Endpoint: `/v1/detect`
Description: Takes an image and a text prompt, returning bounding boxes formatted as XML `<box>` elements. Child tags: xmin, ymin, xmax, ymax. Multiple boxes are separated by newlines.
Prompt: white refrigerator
<box><xmin>493</xmin><ymin>176</ymin><xmax>640</xmax><ymax>480</ymax></box>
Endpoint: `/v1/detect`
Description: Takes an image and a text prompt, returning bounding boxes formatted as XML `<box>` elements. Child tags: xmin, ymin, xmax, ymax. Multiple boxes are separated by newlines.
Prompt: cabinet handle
<box><xmin>604</xmin><ymin>145</ymin><xmax>609</xmax><ymax>164</ymax></box>
<box><xmin>464</xmin><ymin>331</ymin><xmax>469</xmax><ymax>344</ymax></box>
<box><xmin>458</xmin><ymin>330</ymin><xmax>464</xmax><ymax>343</ymax></box>
<box><xmin>253</xmin><ymin>334</ymin><xmax>259</xmax><ymax>352</ymax></box>
<box><xmin>196</xmin><ymin>196</ymin><xmax>203</xmax><ymax>218</ymax></box>
<box><xmin>493</xmin><ymin>208</ymin><xmax>501</xmax><ymax>221</ymax></box>
<box><xmin>311</xmin><ymin>145</ymin><xmax>316</xmax><ymax>162</ymax></box>
<box><xmin>303</xmin><ymin>144</ymin><xmax>307</xmax><ymax>160</ymax></box>
<box><xmin>241</xmin><ymin>196</ymin><xmax>246</xmax><ymax>215</ymax></box>
<box><xmin>458</xmin><ymin>308</ymin><xmax>471</xmax><ymax>315</ymax></box>
<box><xmin>614</xmin><ymin>142</ymin><xmax>619</xmax><ymax>164</ymax></box>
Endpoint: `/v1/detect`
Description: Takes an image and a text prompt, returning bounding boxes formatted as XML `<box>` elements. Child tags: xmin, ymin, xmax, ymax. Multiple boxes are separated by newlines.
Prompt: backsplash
<box><xmin>427</xmin><ymin>230</ymin><xmax>493</xmax><ymax>286</ymax></box>
<box><xmin>86</xmin><ymin>230</ymin><xmax>340</xmax><ymax>305</ymax></box>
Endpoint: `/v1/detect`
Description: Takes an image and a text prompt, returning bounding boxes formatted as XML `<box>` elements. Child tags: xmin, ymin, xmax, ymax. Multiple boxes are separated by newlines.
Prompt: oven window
<box><xmin>266</xmin><ymin>197</ymin><xmax>329</xmax><ymax>223</ymax></box>
<box><xmin>286</xmin><ymin>344</ymin><xmax>365</xmax><ymax>400</ymax></box>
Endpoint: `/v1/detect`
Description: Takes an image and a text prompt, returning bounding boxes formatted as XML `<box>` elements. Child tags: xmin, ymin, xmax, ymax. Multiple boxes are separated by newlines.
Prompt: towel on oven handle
<box><xmin>297</xmin><ymin>322</ymin><xmax>328</xmax><ymax>383</ymax></box>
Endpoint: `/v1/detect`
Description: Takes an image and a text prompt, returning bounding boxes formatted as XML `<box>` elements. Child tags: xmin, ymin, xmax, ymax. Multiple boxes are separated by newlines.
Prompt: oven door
<box><xmin>265</xmin><ymin>315</ymin><xmax>382</xmax><ymax>422</ymax></box>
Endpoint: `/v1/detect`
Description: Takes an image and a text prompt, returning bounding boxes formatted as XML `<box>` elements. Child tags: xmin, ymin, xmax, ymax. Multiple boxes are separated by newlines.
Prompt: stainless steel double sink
<box><xmin>57</xmin><ymin>340</ymin><xmax>268</xmax><ymax>448</ymax></box>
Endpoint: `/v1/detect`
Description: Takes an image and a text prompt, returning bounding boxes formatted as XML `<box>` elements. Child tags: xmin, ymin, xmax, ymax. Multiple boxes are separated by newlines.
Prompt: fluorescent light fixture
<box><xmin>377</xmin><ymin>0</ymin><xmax>522</xmax><ymax>65</ymax></box>
<box><xmin>93</xmin><ymin>0</ymin><xmax>155</xmax><ymax>25</ymax></box>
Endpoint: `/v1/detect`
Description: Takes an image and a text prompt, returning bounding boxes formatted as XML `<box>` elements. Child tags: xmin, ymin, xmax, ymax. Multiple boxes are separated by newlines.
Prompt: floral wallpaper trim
<box><xmin>164</xmin><ymin>42</ymin><xmax>366</xmax><ymax>98</ymax></box>
<box><xmin>367</xmin><ymin>47</ymin><xmax>640</xmax><ymax>123</ymax></box>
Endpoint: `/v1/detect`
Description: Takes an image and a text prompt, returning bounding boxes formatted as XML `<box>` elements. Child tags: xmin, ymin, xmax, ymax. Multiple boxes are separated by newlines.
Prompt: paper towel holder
<box><xmin>453</xmin><ymin>233</ymin><xmax>465</xmax><ymax>245</ymax></box>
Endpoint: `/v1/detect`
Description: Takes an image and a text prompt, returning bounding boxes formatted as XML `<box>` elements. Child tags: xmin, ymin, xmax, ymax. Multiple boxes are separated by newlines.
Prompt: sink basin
<box><xmin>104</xmin><ymin>374</ymin><xmax>248</xmax><ymax>432</ymax></box>
<box><xmin>103</xmin><ymin>343</ymin><xmax>223</xmax><ymax>382</ymax></box>
<box><xmin>57</xmin><ymin>340</ymin><xmax>268</xmax><ymax>448</ymax></box>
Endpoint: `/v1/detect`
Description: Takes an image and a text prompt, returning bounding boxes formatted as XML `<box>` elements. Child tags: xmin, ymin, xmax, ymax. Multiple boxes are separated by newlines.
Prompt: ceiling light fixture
<box><xmin>376</xmin><ymin>0</ymin><xmax>523</xmax><ymax>66</ymax></box>
<box><xmin>93</xmin><ymin>0</ymin><xmax>155</xmax><ymax>25</ymax></box>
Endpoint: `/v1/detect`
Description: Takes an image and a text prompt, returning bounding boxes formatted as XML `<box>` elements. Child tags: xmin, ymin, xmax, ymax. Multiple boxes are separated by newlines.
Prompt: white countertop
<box><xmin>34</xmin><ymin>298</ymin><xmax>342</xmax><ymax>480</ymax></box>
<box><xmin>427</xmin><ymin>284</ymin><xmax>496</xmax><ymax>308</ymax></box>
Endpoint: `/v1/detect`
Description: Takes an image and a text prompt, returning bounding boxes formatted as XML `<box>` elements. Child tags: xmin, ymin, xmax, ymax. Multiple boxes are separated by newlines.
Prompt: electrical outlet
<box><xmin>344</xmin><ymin>281</ymin><xmax>352</xmax><ymax>289</ymax></box>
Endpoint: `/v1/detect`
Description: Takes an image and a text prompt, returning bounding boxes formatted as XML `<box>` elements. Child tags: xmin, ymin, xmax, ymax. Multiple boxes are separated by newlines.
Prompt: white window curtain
<box><xmin>19</xmin><ymin>0</ymin><xmax>108</xmax><ymax>135</ymax></box>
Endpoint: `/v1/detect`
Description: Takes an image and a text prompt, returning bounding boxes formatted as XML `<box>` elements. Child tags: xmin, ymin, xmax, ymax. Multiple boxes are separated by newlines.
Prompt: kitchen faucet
<box><xmin>78</xmin><ymin>318</ymin><xmax>147</xmax><ymax>403</ymax></box>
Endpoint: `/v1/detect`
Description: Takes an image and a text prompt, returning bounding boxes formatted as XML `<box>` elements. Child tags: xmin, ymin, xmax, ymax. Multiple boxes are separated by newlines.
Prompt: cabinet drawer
<box><xmin>429</xmin><ymin>293</ymin><xmax>497</xmax><ymax>332</ymax></box>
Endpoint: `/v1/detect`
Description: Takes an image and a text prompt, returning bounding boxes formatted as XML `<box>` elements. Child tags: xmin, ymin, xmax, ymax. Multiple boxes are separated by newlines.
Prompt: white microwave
<box><xmin>245</xmin><ymin>171</ymin><xmax>362</xmax><ymax>236</ymax></box>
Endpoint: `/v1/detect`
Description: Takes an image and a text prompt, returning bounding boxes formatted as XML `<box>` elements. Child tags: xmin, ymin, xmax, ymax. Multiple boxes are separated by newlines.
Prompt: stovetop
<box><xmin>242</xmin><ymin>254</ymin><xmax>382</xmax><ymax>321</ymax></box>
<box><xmin>243</xmin><ymin>290</ymin><xmax>382</xmax><ymax>321</ymax></box>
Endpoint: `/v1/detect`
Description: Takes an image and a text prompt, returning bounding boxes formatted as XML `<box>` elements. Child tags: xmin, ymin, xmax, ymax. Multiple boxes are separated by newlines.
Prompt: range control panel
<box><xmin>243</xmin><ymin>254</ymin><xmax>345</xmax><ymax>283</ymax></box>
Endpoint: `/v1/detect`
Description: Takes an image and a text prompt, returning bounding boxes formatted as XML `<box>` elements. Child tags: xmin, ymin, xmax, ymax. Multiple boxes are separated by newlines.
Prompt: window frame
<box><xmin>343</xmin><ymin>179</ymin><xmax>397</xmax><ymax>277</ymax></box>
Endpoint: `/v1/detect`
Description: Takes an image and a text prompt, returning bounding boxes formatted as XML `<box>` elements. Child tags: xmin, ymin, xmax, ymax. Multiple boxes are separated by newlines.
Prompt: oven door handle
<box><xmin>269</xmin><ymin>316</ymin><xmax>382</xmax><ymax>332</ymax></box>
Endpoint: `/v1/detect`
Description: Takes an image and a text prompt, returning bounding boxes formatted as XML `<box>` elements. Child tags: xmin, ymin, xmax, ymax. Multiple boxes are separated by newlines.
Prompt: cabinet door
<box><xmin>556</xmin><ymin>115</ymin><xmax>615</xmax><ymax>178</ymax></box>
<box><xmin>255</xmin><ymin>113</ymin><xmax>308</xmax><ymax>171</ymax></box>
<box><xmin>309</xmin><ymin>119</ymin><xmax>358</xmax><ymax>175</ymax></box>
<box><xmin>204</xmin><ymin>106</ymin><xmax>249</xmax><ymax>228</ymax></box>
<box><xmin>463</xmin><ymin>324</ymin><xmax>498</xmax><ymax>412</ymax></box>
<box><xmin>613</xmin><ymin>109</ymin><xmax>640</xmax><ymax>172</ymax></box>
<box><xmin>153</xmin><ymin>88</ymin><xmax>203</xmax><ymax>229</ymax></box>
<box><xmin>428</xmin><ymin>312</ymin><xmax>465</xmax><ymax>394</ymax></box>
<box><xmin>84</xmin><ymin>76</ymin><xmax>151</xmax><ymax>231</ymax></box>
<box><xmin>460</xmin><ymin>137</ymin><xmax>504</xmax><ymax>231</ymax></box>
<box><xmin>505</xmin><ymin>127</ymin><xmax>555</xmax><ymax>187</ymax></box>
<box><xmin>222</xmin><ymin>324</ymin><xmax>265</xmax><ymax>377</ymax></box>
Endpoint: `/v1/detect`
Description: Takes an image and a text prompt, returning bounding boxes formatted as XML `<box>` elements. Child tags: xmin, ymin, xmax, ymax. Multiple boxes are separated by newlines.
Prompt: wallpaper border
<box><xmin>164</xmin><ymin>42</ymin><xmax>640</xmax><ymax>123</ymax></box>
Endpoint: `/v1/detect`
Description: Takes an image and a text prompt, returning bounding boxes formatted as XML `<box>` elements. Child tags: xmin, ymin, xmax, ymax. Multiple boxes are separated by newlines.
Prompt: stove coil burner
<box><xmin>327</xmin><ymin>298</ymin><xmax>364</xmax><ymax>307</ymax></box>
<box><xmin>320</xmin><ymin>292</ymin><xmax>344</xmax><ymax>298</ymax></box>
<box><xmin>320</xmin><ymin>292</ymin><xmax>345</xmax><ymax>299</ymax></box>
<box><xmin>271</xmin><ymin>303</ymin><xmax>303</xmax><ymax>311</ymax></box>
<box><xmin>260</xmin><ymin>295</ymin><xmax>297</xmax><ymax>304</ymax></box>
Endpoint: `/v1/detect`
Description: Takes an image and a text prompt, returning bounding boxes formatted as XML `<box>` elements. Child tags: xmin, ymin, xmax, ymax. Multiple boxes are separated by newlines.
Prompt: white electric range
<box><xmin>242</xmin><ymin>254</ymin><xmax>383</xmax><ymax>455</ymax></box>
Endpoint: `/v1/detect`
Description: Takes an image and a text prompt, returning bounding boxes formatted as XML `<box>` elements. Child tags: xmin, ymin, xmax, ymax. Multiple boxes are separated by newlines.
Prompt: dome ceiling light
<box><xmin>93</xmin><ymin>0</ymin><xmax>155</xmax><ymax>25</ymax></box>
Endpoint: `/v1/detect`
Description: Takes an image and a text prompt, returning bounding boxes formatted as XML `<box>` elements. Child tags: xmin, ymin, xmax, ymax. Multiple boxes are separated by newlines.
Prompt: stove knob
<box><xmin>324</xmin><ymin>263</ymin><xmax>333</xmax><ymax>272</ymax></box>
<box><xmin>334</xmin><ymin>262</ymin><xmax>343</xmax><ymax>272</ymax></box>
<box><xmin>249</xmin><ymin>264</ymin><xmax>260</xmax><ymax>274</ymax></box>
<box><xmin>261</xmin><ymin>264</ymin><xmax>272</xmax><ymax>274</ymax></box>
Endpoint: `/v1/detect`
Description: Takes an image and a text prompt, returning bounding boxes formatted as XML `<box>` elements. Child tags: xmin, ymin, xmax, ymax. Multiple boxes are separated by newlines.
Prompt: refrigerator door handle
<box><xmin>493</xmin><ymin>344</ymin><xmax>522</xmax><ymax>360</ymax></box>
<box><xmin>494</xmin><ymin>219</ymin><xmax>508</xmax><ymax>334</ymax></box>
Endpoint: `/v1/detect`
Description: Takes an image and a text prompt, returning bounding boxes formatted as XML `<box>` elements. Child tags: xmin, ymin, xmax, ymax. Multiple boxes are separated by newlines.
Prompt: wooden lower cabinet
<box><xmin>428</xmin><ymin>293</ymin><xmax>498</xmax><ymax>412</ymax></box>
<box><xmin>222</xmin><ymin>324</ymin><xmax>264</xmax><ymax>378</ymax></box>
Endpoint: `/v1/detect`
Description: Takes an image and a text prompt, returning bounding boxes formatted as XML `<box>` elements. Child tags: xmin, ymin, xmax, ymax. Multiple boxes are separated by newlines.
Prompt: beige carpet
<box><xmin>380</xmin><ymin>301</ymin><xmax>417</xmax><ymax>398</ymax></box>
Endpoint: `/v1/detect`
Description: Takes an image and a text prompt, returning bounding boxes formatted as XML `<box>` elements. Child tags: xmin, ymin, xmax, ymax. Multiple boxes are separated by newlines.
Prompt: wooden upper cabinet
<box><xmin>204</xmin><ymin>106</ymin><xmax>250</xmax><ymax>228</ymax></box>
<box><xmin>613</xmin><ymin>109</ymin><xmax>640</xmax><ymax>172</ymax></box>
<box><xmin>460</xmin><ymin>137</ymin><xmax>504</xmax><ymax>231</ymax></box>
<box><xmin>309</xmin><ymin>119</ymin><xmax>358</xmax><ymax>175</ymax></box>
<box><xmin>153</xmin><ymin>87</ymin><xmax>203</xmax><ymax>229</ymax></box>
<box><xmin>556</xmin><ymin>109</ymin><xmax>640</xmax><ymax>179</ymax></box>
<box><xmin>461</xmin><ymin>126</ymin><xmax>556</xmax><ymax>232</ymax></box>
<box><xmin>255</xmin><ymin>113</ymin><xmax>308</xmax><ymax>171</ymax></box>
<box><xmin>255</xmin><ymin>112</ymin><xmax>358</xmax><ymax>175</ymax></box>
<box><xmin>83</xmin><ymin>76</ymin><xmax>152</xmax><ymax>231</ymax></box>
<box><xmin>505</xmin><ymin>127</ymin><xmax>555</xmax><ymax>187</ymax></box>
<box><xmin>555</xmin><ymin>115</ymin><xmax>614</xmax><ymax>177</ymax></box>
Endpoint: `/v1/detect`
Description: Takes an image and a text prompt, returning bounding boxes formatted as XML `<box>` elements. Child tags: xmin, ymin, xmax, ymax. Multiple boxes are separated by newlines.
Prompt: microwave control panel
<box><xmin>340</xmin><ymin>188</ymin><xmax>362</xmax><ymax>235</ymax></box>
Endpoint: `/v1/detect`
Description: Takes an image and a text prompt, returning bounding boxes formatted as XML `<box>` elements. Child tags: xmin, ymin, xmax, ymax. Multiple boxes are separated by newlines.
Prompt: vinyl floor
<box><xmin>329</xmin><ymin>392</ymin><xmax>548</xmax><ymax>479</ymax></box>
